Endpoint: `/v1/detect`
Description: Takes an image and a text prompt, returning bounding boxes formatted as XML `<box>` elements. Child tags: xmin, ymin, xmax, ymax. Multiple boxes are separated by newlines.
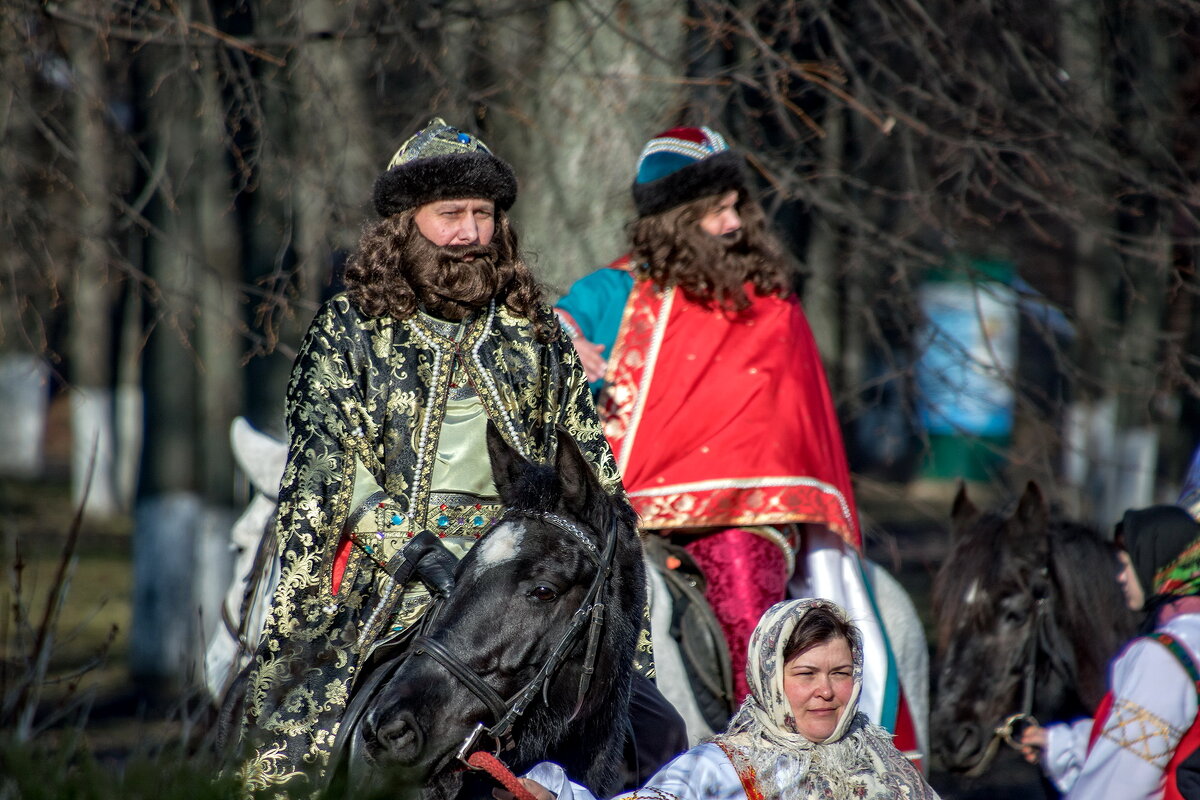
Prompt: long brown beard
<box><xmin>673</xmin><ymin>232</ymin><xmax>747</xmax><ymax>300</ymax></box>
<box><xmin>401</xmin><ymin>231</ymin><xmax>511</xmax><ymax>321</ymax></box>
<box><xmin>706</xmin><ymin>229</ymin><xmax>749</xmax><ymax>271</ymax></box>
<box><xmin>344</xmin><ymin>210</ymin><xmax>553</xmax><ymax>341</ymax></box>
<box><xmin>630</xmin><ymin>195</ymin><xmax>792</xmax><ymax>311</ymax></box>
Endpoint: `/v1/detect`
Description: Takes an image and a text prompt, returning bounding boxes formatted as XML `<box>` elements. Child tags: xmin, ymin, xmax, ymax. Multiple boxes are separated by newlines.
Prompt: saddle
<box><xmin>641</xmin><ymin>535</ymin><xmax>734</xmax><ymax>732</ymax></box>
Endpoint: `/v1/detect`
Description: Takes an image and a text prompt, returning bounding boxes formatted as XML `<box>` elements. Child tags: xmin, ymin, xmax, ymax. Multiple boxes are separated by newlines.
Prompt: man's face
<box><xmin>697</xmin><ymin>190</ymin><xmax>742</xmax><ymax>237</ymax></box>
<box><xmin>413</xmin><ymin>198</ymin><xmax>496</xmax><ymax>249</ymax></box>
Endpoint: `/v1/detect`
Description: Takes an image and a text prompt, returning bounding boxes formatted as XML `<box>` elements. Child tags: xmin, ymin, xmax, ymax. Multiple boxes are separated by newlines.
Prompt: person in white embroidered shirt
<box><xmin>502</xmin><ymin>598</ymin><xmax>937</xmax><ymax>800</ymax></box>
<box><xmin>1020</xmin><ymin>504</ymin><xmax>1200</xmax><ymax>799</ymax></box>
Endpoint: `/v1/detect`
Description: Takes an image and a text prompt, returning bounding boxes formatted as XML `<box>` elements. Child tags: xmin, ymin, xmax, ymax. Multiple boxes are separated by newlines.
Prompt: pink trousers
<box><xmin>681</xmin><ymin>527</ymin><xmax>790</xmax><ymax>704</ymax></box>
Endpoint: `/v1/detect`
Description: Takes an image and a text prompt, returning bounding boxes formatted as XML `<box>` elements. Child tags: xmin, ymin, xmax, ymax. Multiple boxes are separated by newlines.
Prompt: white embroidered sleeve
<box><xmin>1066</xmin><ymin>637</ymin><xmax>1198</xmax><ymax>800</ymax></box>
<box><xmin>525</xmin><ymin>744</ymin><xmax>744</xmax><ymax>800</ymax></box>
<box><xmin>1042</xmin><ymin>717</ymin><xmax>1093</xmax><ymax>793</ymax></box>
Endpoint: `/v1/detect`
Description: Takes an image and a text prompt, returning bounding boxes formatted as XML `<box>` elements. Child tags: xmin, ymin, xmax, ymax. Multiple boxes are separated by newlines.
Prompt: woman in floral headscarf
<box><xmin>1021</xmin><ymin>505</ymin><xmax>1200</xmax><ymax>799</ymax></box>
<box><xmin>515</xmin><ymin>598</ymin><xmax>937</xmax><ymax>800</ymax></box>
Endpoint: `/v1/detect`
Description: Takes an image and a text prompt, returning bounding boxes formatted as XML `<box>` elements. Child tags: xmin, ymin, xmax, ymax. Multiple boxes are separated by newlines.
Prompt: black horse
<box><xmin>335</xmin><ymin>423</ymin><xmax>646</xmax><ymax>800</ymax></box>
<box><xmin>930</xmin><ymin>481</ymin><xmax>1136</xmax><ymax>779</ymax></box>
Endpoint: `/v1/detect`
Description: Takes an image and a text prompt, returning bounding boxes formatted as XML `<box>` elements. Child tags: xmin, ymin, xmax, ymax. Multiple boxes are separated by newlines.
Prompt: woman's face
<box><xmin>1116</xmin><ymin>550</ymin><xmax>1145</xmax><ymax>611</ymax></box>
<box><xmin>782</xmin><ymin>636</ymin><xmax>855</xmax><ymax>742</ymax></box>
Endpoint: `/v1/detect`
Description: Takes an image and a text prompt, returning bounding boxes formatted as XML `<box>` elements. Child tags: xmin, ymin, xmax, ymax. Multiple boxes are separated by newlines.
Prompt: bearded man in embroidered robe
<box><xmin>554</xmin><ymin>126</ymin><xmax>921</xmax><ymax>760</ymax></box>
<box><xmin>234</xmin><ymin>119</ymin><xmax>677</xmax><ymax>794</ymax></box>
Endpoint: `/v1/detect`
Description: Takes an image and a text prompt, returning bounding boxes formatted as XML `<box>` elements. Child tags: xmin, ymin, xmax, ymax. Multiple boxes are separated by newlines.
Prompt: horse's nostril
<box><xmin>373</xmin><ymin>713</ymin><xmax>422</xmax><ymax>760</ymax></box>
<box><xmin>952</xmin><ymin>723</ymin><xmax>981</xmax><ymax>758</ymax></box>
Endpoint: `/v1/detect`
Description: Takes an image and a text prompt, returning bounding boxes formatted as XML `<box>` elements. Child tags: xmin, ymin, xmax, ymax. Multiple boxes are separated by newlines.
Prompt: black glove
<box><xmin>388</xmin><ymin>530</ymin><xmax>458</xmax><ymax>596</ymax></box>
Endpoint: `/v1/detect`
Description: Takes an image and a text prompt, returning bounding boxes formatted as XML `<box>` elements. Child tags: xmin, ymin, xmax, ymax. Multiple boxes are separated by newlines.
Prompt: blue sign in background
<box><xmin>915</xmin><ymin>280</ymin><xmax>1018</xmax><ymax>439</ymax></box>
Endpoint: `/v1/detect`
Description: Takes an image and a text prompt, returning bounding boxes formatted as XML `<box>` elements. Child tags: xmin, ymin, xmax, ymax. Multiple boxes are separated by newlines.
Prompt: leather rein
<box><xmin>409</xmin><ymin>509</ymin><xmax>619</xmax><ymax>764</ymax></box>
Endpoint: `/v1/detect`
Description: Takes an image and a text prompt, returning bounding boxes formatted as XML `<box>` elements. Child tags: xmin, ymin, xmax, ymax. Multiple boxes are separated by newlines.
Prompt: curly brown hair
<box><xmin>344</xmin><ymin>208</ymin><xmax>551</xmax><ymax>339</ymax></box>
<box><xmin>629</xmin><ymin>192</ymin><xmax>793</xmax><ymax>311</ymax></box>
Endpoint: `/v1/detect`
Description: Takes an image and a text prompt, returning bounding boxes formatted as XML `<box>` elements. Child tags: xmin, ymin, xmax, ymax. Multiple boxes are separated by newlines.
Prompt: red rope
<box><xmin>466</xmin><ymin>751</ymin><xmax>538</xmax><ymax>800</ymax></box>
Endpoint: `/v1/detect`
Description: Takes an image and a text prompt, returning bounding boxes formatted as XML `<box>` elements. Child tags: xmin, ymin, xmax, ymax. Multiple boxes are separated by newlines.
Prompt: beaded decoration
<box><xmin>469</xmin><ymin>303</ymin><xmax>528</xmax><ymax>460</ymax></box>
<box><xmin>635</xmin><ymin>127</ymin><xmax>730</xmax><ymax>176</ymax></box>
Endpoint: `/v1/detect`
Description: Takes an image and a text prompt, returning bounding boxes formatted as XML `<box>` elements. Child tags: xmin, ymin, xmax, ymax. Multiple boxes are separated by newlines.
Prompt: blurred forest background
<box><xmin>2</xmin><ymin>0</ymin><xmax>1199</xmax><ymax>785</ymax></box>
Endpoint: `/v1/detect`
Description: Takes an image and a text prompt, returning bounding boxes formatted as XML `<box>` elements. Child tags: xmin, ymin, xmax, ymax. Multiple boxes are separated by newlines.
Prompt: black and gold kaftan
<box><xmin>237</xmin><ymin>294</ymin><xmax>644</xmax><ymax>792</ymax></box>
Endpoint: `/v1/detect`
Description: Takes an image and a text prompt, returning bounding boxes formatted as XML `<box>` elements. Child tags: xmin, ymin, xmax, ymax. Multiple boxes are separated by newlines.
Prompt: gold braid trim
<box><xmin>1100</xmin><ymin>696</ymin><xmax>1186</xmax><ymax>768</ymax></box>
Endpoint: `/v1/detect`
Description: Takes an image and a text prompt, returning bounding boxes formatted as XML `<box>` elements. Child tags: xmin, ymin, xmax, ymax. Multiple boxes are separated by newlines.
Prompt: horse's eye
<box><xmin>1003</xmin><ymin>608</ymin><xmax>1028</xmax><ymax>626</ymax></box>
<box><xmin>527</xmin><ymin>585</ymin><xmax>558</xmax><ymax>602</ymax></box>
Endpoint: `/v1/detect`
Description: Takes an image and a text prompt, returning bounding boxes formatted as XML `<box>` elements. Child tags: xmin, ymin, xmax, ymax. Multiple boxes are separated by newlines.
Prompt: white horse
<box><xmin>202</xmin><ymin>417</ymin><xmax>285</xmax><ymax>705</ymax></box>
<box><xmin>208</xmin><ymin>418</ymin><xmax>929</xmax><ymax>767</ymax></box>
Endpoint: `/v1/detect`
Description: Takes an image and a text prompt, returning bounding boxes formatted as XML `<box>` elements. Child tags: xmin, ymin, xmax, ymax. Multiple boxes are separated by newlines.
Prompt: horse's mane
<box><xmin>932</xmin><ymin>511</ymin><xmax>1008</xmax><ymax>653</ymax></box>
<box><xmin>1047</xmin><ymin>520</ymin><xmax>1136</xmax><ymax>707</ymax></box>
<box><xmin>501</xmin><ymin>458</ymin><xmax>638</xmax><ymax>543</ymax></box>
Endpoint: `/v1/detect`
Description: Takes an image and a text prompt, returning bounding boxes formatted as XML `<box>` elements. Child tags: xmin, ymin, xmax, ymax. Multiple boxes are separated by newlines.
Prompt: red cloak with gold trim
<box><xmin>598</xmin><ymin>279</ymin><xmax>861</xmax><ymax>550</ymax></box>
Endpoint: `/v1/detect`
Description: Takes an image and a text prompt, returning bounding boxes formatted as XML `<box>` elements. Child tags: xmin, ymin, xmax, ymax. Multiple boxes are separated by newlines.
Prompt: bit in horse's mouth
<box><xmin>431</xmin><ymin>745</ymin><xmax>461</xmax><ymax>776</ymax></box>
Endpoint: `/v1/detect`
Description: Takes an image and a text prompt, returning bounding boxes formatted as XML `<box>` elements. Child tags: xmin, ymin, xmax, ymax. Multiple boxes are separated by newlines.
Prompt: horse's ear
<box><xmin>1010</xmin><ymin>480</ymin><xmax>1051</xmax><ymax>552</ymax></box>
<box><xmin>486</xmin><ymin>419</ymin><xmax>530</xmax><ymax>504</ymax></box>
<box><xmin>950</xmin><ymin>480</ymin><xmax>980</xmax><ymax>538</ymax></box>
<box><xmin>553</xmin><ymin>427</ymin><xmax>601</xmax><ymax>514</ymax></box>
<box><xmin>1015</xmin><ymin>480</ymin><xmax>1048</xmax><ymax>528</ymax></box>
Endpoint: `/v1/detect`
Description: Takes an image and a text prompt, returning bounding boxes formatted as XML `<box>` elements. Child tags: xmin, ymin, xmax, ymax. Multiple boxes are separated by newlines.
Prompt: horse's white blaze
<box><xmin>963</xmin><ymin>578</ymin><xmax>986</xmax><ymax>606</ymax></box>
<box><xmin>474</xmin><ymin>521</ymin><xmax>523</xmax><ymax>566</ymax></box>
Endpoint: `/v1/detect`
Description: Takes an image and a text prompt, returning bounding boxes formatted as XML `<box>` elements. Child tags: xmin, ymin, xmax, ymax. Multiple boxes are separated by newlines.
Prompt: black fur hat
<box><xmin>372</xmin><ymin>118</ymin><xmax>518</xmax><ymax>217</ymax></box>
<box><xmin>631</xmin><ymin>126</ymin><xmax>747</xmax><ymax>218</ymax></box>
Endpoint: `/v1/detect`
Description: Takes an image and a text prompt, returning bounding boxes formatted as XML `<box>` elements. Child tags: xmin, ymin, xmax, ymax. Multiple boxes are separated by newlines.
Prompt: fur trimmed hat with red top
<box><xmin>631</xmin><ymin>126</ymin><xmax>747</xmax><ymax>218</ymax></box>
<box><xmin>373</xmin><ymin>117</ymin><xmax>518</xmax><ymax>218</ymax></box>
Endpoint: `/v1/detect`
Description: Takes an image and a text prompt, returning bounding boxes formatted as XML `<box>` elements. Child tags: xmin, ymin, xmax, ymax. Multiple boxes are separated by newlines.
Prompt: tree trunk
<box><xmin>0</xmin><ymin>15</ymin><xmax>50</xmax><ymax>476</ymax></box>
<box><xmin>284</xmin><ymin>0</ymin><xmax>375</xmax><ymax>300</ymax></box>
<box><xmin>64</xmin><ymin>12</ymin><xmax>121</xmax><ymax>517</ymax></box>
<box><xmin>482</xmin><ymin>0</ymin><xmax>691</xmax><ymax>291</ymax></box>
<box><xmin>804</xmin><ymin>106</ymin><xmax>844</xmax><ymax>365</ymax></box>
<box><xmin>1059</xmin><ymin>0</ymin><xmax>1123</xmax><ymax>522</ymax></box>
<box><xmin>131</xmin><ymin>8</ymin><xmax>217</xmax><ymax>686</ymax></box>
<box><xmin>1</xmin><ymin>7</ymin><xmax>76</xmax><ymax>481</ymax></box>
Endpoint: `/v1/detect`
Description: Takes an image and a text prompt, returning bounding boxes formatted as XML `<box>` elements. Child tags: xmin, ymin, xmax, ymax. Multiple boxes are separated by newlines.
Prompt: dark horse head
<box><xmin>930</xmin><ymin>481</ymin><xmax>1136</xmax><ymax>774</ymax></box>
<box><xmin>354</xmin><ymin>423</ymin><xmax>644</xmax><ymax>800</ymax></box>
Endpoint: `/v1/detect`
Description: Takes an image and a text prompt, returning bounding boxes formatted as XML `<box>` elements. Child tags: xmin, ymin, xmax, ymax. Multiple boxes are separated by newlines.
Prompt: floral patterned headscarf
<box><xmin>712</xmin><ymin>598</ymin><xmax>938</xmax><ymax>800</ymax></box>
<box><xmin>744</xmin><ymin>598</ymin><xmax>863</xmax><ymax>744</ymax></box>
<box><xmin>1121</xmin><ymin>505</ymin><xmax>1200</xmax><ymax>598</ymax></box>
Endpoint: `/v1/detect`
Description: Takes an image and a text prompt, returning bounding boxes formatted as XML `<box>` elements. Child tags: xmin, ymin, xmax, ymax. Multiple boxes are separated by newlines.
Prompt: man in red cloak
<box><xmin>555</xmin><ymin>126</ymin><xmax>921</xmax><ymax>763</ymax></box>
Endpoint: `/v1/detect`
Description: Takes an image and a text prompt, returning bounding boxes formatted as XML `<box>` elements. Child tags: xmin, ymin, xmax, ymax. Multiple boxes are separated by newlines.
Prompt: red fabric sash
<box><xmin>1167</xmin><ymin>714</ymin><xmax>1200</xmax><ymax>800</ymax></box>
<box><xmin>599</xmin><ymin>280</ymin><xmax>861</xmax><ymax>549</ymax></box>
<box><xmin>1086</xmin><ymin>691</ymin><xmax>1115</xmax><ymax>753</ymax></box>
<box><xmin>892</xmin><ymin>689</ymin><xmax>923</xmax><ymax>772</ymax></box>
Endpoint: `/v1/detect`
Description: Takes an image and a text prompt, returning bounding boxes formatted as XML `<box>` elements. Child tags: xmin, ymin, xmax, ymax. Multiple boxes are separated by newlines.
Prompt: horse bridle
<box><xmin>968</xmin><ymin>568</ymin><xmax>1076</xmax><ymax>776</ymax></box>
<box><xmin>407</xmin><ymin>508</ymin><xmax>619</xmax><ymax>763</ymax></box>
